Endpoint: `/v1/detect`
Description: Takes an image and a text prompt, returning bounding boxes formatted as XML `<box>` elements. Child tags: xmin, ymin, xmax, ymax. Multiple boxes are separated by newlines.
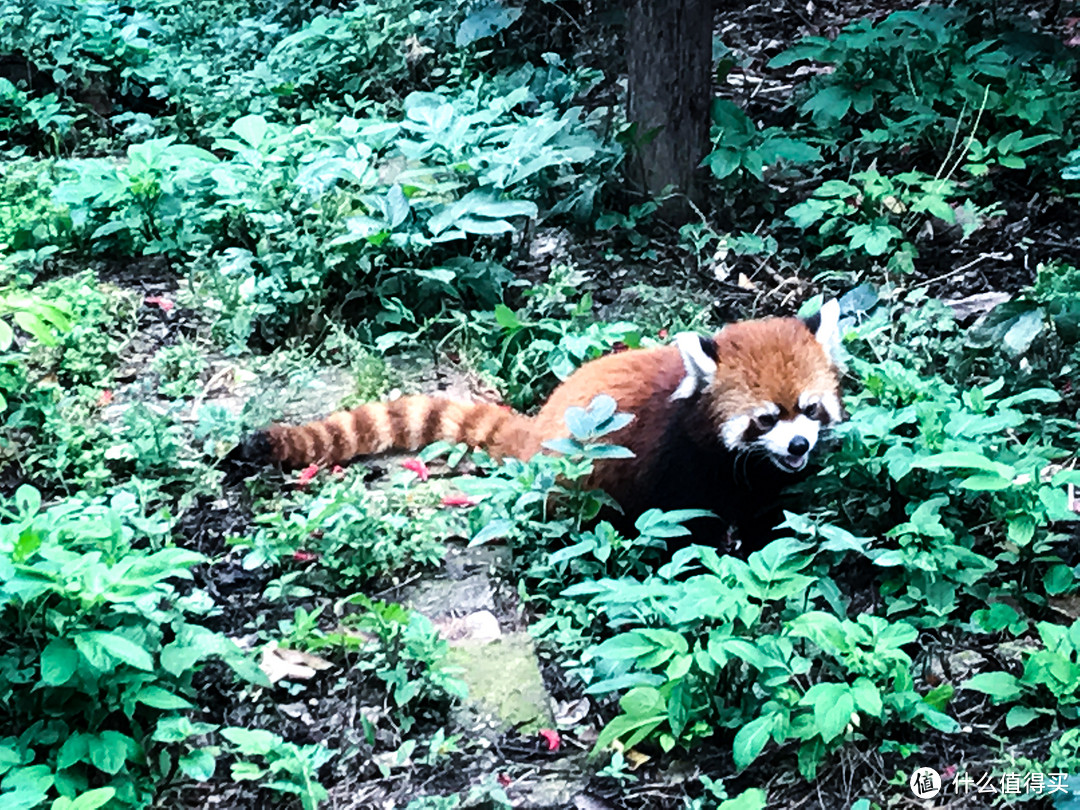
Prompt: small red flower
<box><xmin>441</xmin><ymin>493</ymin><xmax>480</xmax><ymax>508</ymax></box>
<box><xmin>658</xmin><ymin>329</ymin><xmax>669</xmax><ymax>339</ymax></box>
<box><xmin>296</xmin><ymin>463</ymin><xmax>320</xmax><ymax>487</ymax></box>
<box><xmin>941</xmin><ymin>764</ymin><xmax>957</xmax><ymax>781</ymax></box>
<box><xmin>538</xmin><ymin>728</ymin><xmax>561</xmax><ymax>752</ymax></box>
<box><xmin>497</xmin><ymin>772</ymin><xmax>512</xmax><ymax>787</ymax></box>
<box><xmin>95</xmin><ymin>389</ymin><xmax>114</xmax><ymax>407</ymax></box>
<box><xmin>331</xmin><ymin>465</ymin><xmax>345</xmax><ymax>477</ymax></box>
<box><xmin>144</xmin><ymin>295</ymin><xmax>175</xmax><ymax>313</ymax></box>
<box><xmin>292</xmin><ymin>549</ymin><xmax>319</xmax><ymax>563</ymax></box>
<box><xmin>401</xmin><ymin>457</ymin><xmax>430</xmax><ymax>482</ymax></box>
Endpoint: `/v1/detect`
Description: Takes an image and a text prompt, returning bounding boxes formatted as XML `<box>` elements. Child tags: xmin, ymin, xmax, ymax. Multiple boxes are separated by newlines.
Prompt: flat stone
<box><xmin>443</xmin><ymin>543</ymin><xmax>512</xmax><ymax>580</ymax></box>
<box><xmin>449</xmin><ymin>632</ymin><xmax>554</xmax><ymax>735</ymax></box>
<box><xmin>434</xmin><ymin>610</ymin><xmax>502</xmax><ymax>644</ymax></box>
<box><xmin>404</xmin><ymin>572</ymin><xmax>495</xmax><ymax>616</ymax></box>
<box><xmin>277</xmin><ymin>367</ymin><xmax>357</xmax><ymax>422</ymax></box>
<box><xmin>512</xmin><ymin>760</ymin><xmax>591</xmax><ymax>809</ymax></box>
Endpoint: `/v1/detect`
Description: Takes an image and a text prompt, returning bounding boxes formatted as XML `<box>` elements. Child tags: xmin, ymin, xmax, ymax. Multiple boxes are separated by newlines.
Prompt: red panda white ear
<box><xmin>671</xmin><ymin>332</ymin><xmax>718</xmax><ymax>400</ymax></box>
<box><xmin>806</xmin><ymin>298</ymin><xmax>841</xmax><ymax>359</ymax></box>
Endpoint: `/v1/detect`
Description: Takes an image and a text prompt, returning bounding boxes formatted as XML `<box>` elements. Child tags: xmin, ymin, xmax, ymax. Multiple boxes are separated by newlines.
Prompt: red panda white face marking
<box><xmin>673</xmin><ymin>299</ymin><xmax>843</xmax><ymax>473</ymax></box>
<box><xmin>758</xmin><ymin>414</ymin><xmax>820</xmax><ymax>470</ymax></box>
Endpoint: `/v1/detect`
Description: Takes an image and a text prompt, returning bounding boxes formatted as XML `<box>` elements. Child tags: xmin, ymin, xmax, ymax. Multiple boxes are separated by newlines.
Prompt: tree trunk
<box><xmin>625</xmin><ymin>0</ymin><xmax>713</xmax><ymax>222</ymax></box>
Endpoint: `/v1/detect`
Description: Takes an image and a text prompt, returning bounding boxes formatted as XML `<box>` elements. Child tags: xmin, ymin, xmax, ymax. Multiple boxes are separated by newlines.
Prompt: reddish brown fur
<box><xmin>707</xmin><ymin>319</ymin><xmax>840</xmax><ymax>425</ymax></box>
<box><xmin>260</xmin><ymin>316</ymin><xmax>839</xmax><ymax>513</ymax></box>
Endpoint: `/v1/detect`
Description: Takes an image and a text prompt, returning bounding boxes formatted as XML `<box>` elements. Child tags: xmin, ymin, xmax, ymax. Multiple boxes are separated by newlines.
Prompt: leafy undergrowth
<box><xmin>3</xmin><ymin>1</ymin><xmax>1080</xmax><ymax>809</ymax></box>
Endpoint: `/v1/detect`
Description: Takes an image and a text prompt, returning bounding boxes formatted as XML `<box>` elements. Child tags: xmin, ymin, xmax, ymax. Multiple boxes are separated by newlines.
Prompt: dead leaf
<box><xmin>624</xmin><ymin>748</ymin><xmax>651</xmax><ymax>770</ymax></box>
<box><xmin>573</xmin><ymin>796</ymin><xmax>616</xmax><ymax>810</ymax></box>
<box><xmin>944</xmin><ymin>292</ymin><xmax>1012</xmax><ymax>321</ymax></box>
<box><xmin>882</xmin><ymin>194</ymin><xmax>906</xmax><ymax>215</ymax></box>
<box><xmin>404</xmin><ymin>34</ymin><xmax>433</xmax><ymax>63</ymax></box>
<box><xmin>259</xmin><ymin>643</ymin><xmax>333</xmax><ymax>684</ymax></box>
<box><xmin>1049</xmin><ymin>595</ymin><xmax>1080</xmax><ymax>620</ymax></box>
<box><xmin>553</xmin><ymin>697</ymin><xmax>590</xmax><ymax>728</ymax></box>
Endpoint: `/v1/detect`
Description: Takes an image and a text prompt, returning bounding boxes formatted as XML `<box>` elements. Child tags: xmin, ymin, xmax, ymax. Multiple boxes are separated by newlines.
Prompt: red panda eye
<box><xmin>803</xmin><ymin>402</ymin><xmax>824</xmax><ymax>421</ymax></box>
<box><xmin>754</xmin><ymin>413</ymin><xmax>778</xmax><ymax>430</ymax></box>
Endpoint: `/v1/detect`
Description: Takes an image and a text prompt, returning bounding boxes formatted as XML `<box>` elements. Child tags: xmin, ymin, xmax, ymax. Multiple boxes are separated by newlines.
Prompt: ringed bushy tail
<box><xmin>259</xmin><ymin>395</ymin><xmax>532</xmax><ymax>468</ymax></box>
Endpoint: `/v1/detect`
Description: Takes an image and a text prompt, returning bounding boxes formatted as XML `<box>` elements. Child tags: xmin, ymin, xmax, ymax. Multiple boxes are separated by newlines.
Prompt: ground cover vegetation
<box><xmin>1</xmin><ymin>0</ymin><xmax>1080</xmax><ymax>807</ymax></box>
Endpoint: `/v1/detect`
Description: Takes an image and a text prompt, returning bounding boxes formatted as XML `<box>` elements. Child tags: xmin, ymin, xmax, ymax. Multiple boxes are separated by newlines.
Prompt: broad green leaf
<box><xmin>964</xmin><ymin>672</ymin><xmax>1023</xmax><ymax>702</ymax></box>
<box><xmin>76</xmin><ymin>631</ymin><xmax>154</xmax><ymax>672</ymax></box>
<box><xmin>913</xmin><ymin>451</ymin><xmax>1014</xmax><ymax>479</ymax></box>
<box><xmin>135</xmin><ymin>685</ymin><xmax>195</xmax><ymax>711</ymax></box>
<box><xmin>13</xmin><ymin>311</ymin><xmax>57</xmax><ymax>345</ymax></box>
<box><xmin>456</xmin><ymin>4</ymin><xmax>522</xmax><ymax>46</ymax></box>
<box><xmin>851</xmin><ymin>677</ymin><xmax>883</xmax><ymax>718</ymax></box>
<box><xmin>456</xmin><ymin>216</ymin><xmax>515</xmax><ymax>235</ymax></box>
<box><xmin>800</xmin><ymin>682</ymin><xmax>853</xmax><ymax>742</ymax></box>
<box><xmin>636</xmin><ymin>628</ymin><xmax>689</xmax><ymax>655</ymax></box>
<box><xmin>385</xmin><ymin>185</ymin><xmax>410</xmax><ymax>228</ymax></box>
<box><xmin>703</xmin><ymin>148</ymin><xmax>741</xmax><ymax>180</ymax></box>
<box><xmin>1005</xmin><ymin>705</ymin><xmax>1038</xmax><ymax>729</ymax></box>
<box><xmin>230</xmin><ymin>114</ymin><xmax>269</xmax><ymax>148</ymax></box>
<box><xmin>51</xmin><ymin>788</ymin><xmax>115</xmax><ymax>810</ymax></box>
<box><xmin>914</xmin><ymin>701</ymin><xmax>960</xmax><ymax>733</ymax></box>
<box><xmin>847</xmin><ymin>223</ymin><xmax>899</xmax><ymax>256</ymax></box>
<box><xmin>1007</xmin><ymin>515</ymin><xmax>1036</xmax><ymax>546</ymax></box>
<box><xmin>958</xmin><ymin>473</ymin><xmax>1012</xmax><ymax>491</ymax></box>
<box><xmin>87</xmin><ymin>731</ymin><xmax>130</xmax><ymax>775</ymax></box>
<box><xmin>221</xmin><ymin>727</ymin><xmax>279</xmax><ymax>755</ymax></box>
<box><xmin>786</xmin><ymin>199</ymin><xmax>828</xmax><ymax>228</ymax></box>
<box><xmin>800</xmin><ymin>85</ymin><xmax>852</xmax><ymax>125</ymax></box>
<box><xmin>179</xmin><ymin>748</ymin><xmax>217</xmax><ymax>781</ymax></box>
<box><xmin>1043</xmin><ymin>564</ymin><xmax>1074</xmax><ymax>595</ymax></box>
<box><xmin>719</xmin><ymin>787</ymin><xmax>768</xmax><ymax>810</ymax></box>
<box><xmin>494</xmin><ymin>304</ymin><xmax>520</xmax><ymax>329</ymax></box>
<box><xmin>40</xmin><ymin>639</ymin><xmax>78</xmax><ymax>686</ymax></box>
<box><xmin>57</xmin><ymin>734</ymin><xmax>91</xmax><ymax>770</ymax></box>
<box><xmin>592</xmin><ymin>712</ymin><xmax>664</xmax><ymax>754</ymax></box>
<box><xmin>469</xmin><ymin>518</ymin><xmax>515</xmax><ymax>546</ymax></box>
<box><xmin>997</xmin><ymin>388</ymin><xmax>1061</xmax><ymax>408</ymax></box>
<box><xmin>758</xmin><ymin>137</ymin><xmax>821</xmax><ymax>165</ymax></box>
<box><xmin>733</xmin><ymin>714</ymin><xmax>775</xmax><ymax>770</ymax></box>
<box><xmin>593</xmin><ymin>633</ymin><xmax>658</xmax><ymax>661</ymax></box>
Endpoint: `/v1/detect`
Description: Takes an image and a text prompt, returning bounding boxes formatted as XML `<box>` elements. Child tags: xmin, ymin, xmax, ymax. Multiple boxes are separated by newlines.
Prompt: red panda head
<box><xmin>672</xmin><ymin>300</ymin><xmax>843</xmax><ymax>472</ymax></box>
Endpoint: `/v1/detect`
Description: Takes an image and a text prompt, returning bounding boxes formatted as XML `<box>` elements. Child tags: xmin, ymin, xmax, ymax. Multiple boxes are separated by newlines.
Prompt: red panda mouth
<box><xmin>774</xmin><ymin>453</ymin><xmax>809</xmax><ymax>472</ymax></box>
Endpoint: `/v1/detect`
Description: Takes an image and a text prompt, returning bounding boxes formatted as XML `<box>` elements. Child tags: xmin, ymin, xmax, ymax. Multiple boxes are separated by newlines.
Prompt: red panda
<box><xmin>245</xmin><ymin>301</ymin><xmax>843</xmax><ymax>548</ymax></box>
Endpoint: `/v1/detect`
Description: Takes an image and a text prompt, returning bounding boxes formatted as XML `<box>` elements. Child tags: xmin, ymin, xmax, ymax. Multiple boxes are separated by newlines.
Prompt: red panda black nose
<box><xmin>788</xmin><ymin>436</ymin><xmax>810</xmax><ymax>456</ymax></box>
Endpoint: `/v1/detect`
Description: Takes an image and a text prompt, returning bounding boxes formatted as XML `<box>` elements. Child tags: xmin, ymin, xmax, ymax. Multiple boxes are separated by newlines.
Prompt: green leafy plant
<box><xmin>316</xmin><ymin>595</ymin><xmax>468</xmax><ymax>715</ymax></box>
<box><xmin>965</xmin><ymin>618</ymin><xmax>1080</xmax><ymax>728</ymax></box>
<box><xmin>573</xmin><ymin>537</ymin><xmax>955</xmax><ymax>777</ymax></box>
<box><xmin>770</xmin><ymin>6</ymin><xmax>1079</xmax><ymax>175</ymax></box>
<box><xmin>786</xmin><ymin>168</ymin><xmax>998</xmax><ymax>272</ymax></box>
<box><xmin>234</xmin><ymin>469</ymin><xmax>449</xmax><ymax>585</ymax></box>
<box><xmin>702</xmin><ymin>98</ymin><xmax>820</xmax><ymax>184</ymax></box>
<box><xmin>0</xmin><ymin>485</ymin><xmax>267</xmax><ymax>809</ymax></box>
<box><xmin>153</xmin><ymin>339</ymin><xmax>208</xmax><ymax>400</ymax></box>
<box><xmin>219</xmin><ymin>727</ymin><xmax>331</xmax><ymax>810</ymax></box>
<box><xmin>54</xmin><ymin>137</ymin><xmax>219</xmax><ymax>255</ymax></box>
<box><xmin>0</xmin><ymin>78</ymin><xmax>75</xmax><ymax>152</ymax></box>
